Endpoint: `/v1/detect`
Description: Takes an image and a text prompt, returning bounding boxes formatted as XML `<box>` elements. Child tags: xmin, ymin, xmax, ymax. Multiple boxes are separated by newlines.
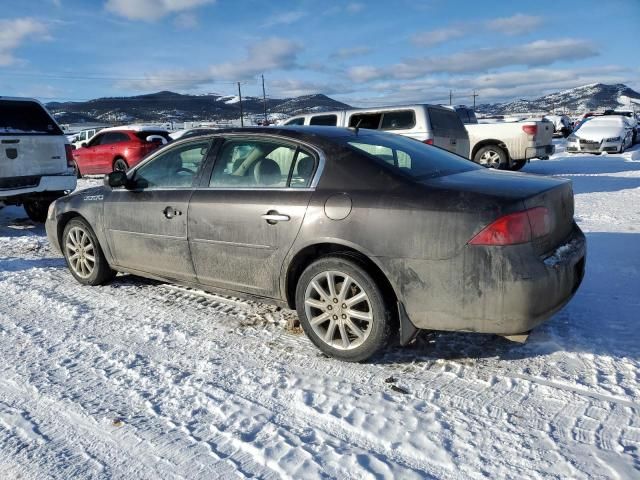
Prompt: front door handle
<box><xmin>163</xmin><ymin>206</ymin><xmax>182</xmax><ymax>219</ymax></box>
<box><xmin>261</xmin><ymin>211</ymin><xmax>290</xmax><ymax>224</ymax></box>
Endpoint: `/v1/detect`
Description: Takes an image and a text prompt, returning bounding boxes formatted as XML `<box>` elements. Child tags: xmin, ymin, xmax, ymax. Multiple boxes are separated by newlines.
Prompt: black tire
<box><xmin>113</xmin><ymin>158</ymin><xmax>128</xmax><ymax>172</ymax></box>
<box><xmin>295</xmin><ymin>256</ymin><xmax>392</xmax><ymax>362</ymax></box>
<box><xmin>510</xmin><ymin>160</ymin><xmax>527</xmax><ymax>171</ymax></box>
<box><xmin>473</xmin><ymin>145</ymin><xmax>508</xmax><ymax>169</ymax></box>
<box><xmin>23</xmin><ymin>198</ymin><xmax>53</xmax><ymax>222</ymax></box>
<box><xmin>62</xmin><ymin>218</ymin><xmax>115</xmax><ymax>285</ymax></box>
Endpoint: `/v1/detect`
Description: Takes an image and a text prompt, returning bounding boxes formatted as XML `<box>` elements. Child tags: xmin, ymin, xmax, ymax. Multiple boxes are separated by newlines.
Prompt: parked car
<box><xmin>567</xmin><ymin>116</ymin><xmax>634</xmax><ymax>154</ymax></box>
<box><xmin>71</xmin><ymin>126</ymin><xmax>107</xmax><ymax>149</ymax></box>
<box><xmin>46</xmin><ymin>127</ymin><xmax>586</xmax><ymax>362</ymax></box>
<box><xmin>602</xmin><ymin>110</ymin><xmax>638</xmax><ymax>143</ymax></box>
<box><xmin>170</xmin><ymin>128</ymin><xmax>218</xmax><ymax>141</ymax></box>
<box><xmin>447</xmin><ymin>106</ymin><xmax>555</xmax><ymax>170</ymax></box>
<box><xmin>543</xmin><ymin>114</ymin><xmax>573</xmax><ymax>138</ymax></box>
<box><xmin>0</xmin><ymin>97</ymin><xmax>76</xmax><ymax>222</ymax></box>
<box><xmin>72</xmin><ymin>125</ymin><xmax>171</xmax><ymax>175</ymax></box>
<box><xmin>282</xmin><ymin>104</ymin><xmax>470</xmax><ymax>158</ymax></box>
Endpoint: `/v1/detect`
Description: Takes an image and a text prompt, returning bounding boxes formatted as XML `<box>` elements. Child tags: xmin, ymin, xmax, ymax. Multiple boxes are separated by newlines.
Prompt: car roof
<box><xmin>208</xmin><ymin>126</ymin><xmax>388</xmax><ymax>143</ymax></box>
<box><xmin>99</xmin><ymin>124</ymin><xmax>169</xmax><ymax>133</ymax></box>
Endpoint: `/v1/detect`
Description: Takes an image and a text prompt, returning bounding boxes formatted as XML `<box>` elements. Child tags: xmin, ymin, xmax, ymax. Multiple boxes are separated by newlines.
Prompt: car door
<box><xmin>188</xmin><ymin>135</ymin><xmax>318</xmax><ymax>298</ymax></box>
<box><xmin>103</xmin><ymin>139</ymin><xmax>212</xmax><ymax>281</ymax></box>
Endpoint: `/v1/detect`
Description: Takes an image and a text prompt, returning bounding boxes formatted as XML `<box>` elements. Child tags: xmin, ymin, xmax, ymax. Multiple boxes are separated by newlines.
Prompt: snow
<box><xmin>1</xmin><ymin>142</ymin><xmax>640</xmax><ymax>478</ymax></box>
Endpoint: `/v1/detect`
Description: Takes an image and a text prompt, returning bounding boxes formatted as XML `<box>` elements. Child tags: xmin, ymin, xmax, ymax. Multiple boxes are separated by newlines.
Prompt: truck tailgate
<box><xmin>1</xmin><ymin>136</ymin><xmax>67</xmax><ymax>177</ymax></box>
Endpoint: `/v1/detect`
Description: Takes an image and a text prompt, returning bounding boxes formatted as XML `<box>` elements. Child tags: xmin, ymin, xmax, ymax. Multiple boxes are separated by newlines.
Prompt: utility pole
<box><xmin>237</xmin><ymin>82</ymin><xmax>244</xmax><ymax>127</ymax></box>
<box><xmin>449</xmin><ymin>90</ymin><xmax>453</xmax><ymax>106</ymax></box>
<box><xmin>472</xmin><ymin>90</ymin><xmax>479</xmax><ymax>110</ymax></box>
<box><xmin>261</xmin><ymin>74</ymin><xmax>268</xmax><ymax>125</ymax></box>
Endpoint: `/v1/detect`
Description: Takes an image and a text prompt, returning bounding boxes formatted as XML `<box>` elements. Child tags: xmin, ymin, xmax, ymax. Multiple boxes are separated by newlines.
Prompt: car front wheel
<box><xmin>295</xmin><ymin>256</ymin><xmax>392</xmax><ymax>362</ymax></box>
<box><xmin>62</xmin><ymin>218</ymin><xmax>115</xmax><ymax>285</ymax></box>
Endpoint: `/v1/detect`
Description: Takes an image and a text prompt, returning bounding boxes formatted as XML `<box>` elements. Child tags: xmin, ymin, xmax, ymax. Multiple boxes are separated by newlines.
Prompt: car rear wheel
<box><xmin>113</xmin><ymin>158</ymin><xmax>128</xmax><ymax>172</ymax></box>
<box><xmin>23</xmin><ymin>199</ymin><xmax>51</xmax><ymax>222</ymax></box>
<box><xmin>295</xmin><ymin>256</ymin><xmax>391</xmax><ymax>362</ymax></box>
<box><xmin>474</xmin><ymin>145</ymin><xmax>507</xmax><ymax>169</ymax></box>
<box><xmin>62</xmin><ymin>218</ymin><xmax>115</xmax><ymax>285</ymax></box>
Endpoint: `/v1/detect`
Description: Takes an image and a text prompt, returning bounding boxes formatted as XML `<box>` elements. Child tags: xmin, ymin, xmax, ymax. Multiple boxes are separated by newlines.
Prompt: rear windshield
<box><xmin>342</xmin><ymin>132</ymin><xmax>481</xmax><ymax>179</ymax></box>
<box><xmin>0</xmin><ymin>100</ymin><xmax>63</xmax><ymax>135</ymax></box>
<box><xmin>428</xmin><ymin>108</ymin><xmax>468</xmax><ymax>136</ymax></box>
<box><xmin>135</xmin><ymin>131</ymin><xmax>171</xmax><ymax>142</ymax></box>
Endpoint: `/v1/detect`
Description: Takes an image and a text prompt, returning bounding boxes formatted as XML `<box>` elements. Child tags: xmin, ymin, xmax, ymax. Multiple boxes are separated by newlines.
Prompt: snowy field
<box><xmin>1</xmin><ymin>141</ymin><xmax>639</xmax><ymax>479</ymax></box>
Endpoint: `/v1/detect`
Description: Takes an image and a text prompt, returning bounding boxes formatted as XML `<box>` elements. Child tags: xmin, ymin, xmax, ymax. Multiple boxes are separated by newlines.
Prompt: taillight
<box><xmin>423</xmin><ymin>138</ymin><xmax>434</xmax><ymax>145</ymax></box>
<box><xmin>522</xmin><ymin>124</ymin><xmax>537</xmax><ymax>136</ymax></box>
<box><xmin>468</xmin><ymin>207</ymin><xmax>551</xmax><ymax>246</ymax></box>
<box><xmin>65</xmin><ymin>144</ymin><xmax>74</xmax><ymax>167</ymax></box>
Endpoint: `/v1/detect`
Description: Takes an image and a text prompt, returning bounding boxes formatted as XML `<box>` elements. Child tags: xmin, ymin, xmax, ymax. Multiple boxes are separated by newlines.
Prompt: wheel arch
<box><xmin>284</xmin><ymin>242</ymin><xmax>400</xmax><ymax>314</ymax></box>
<box><xmin>471</xmin><ymin>139</ymin><xmax>510</xmax><ymax>161</ymax></box>
<box><xmin>56</xmin><ymin>211</ymin><xmax>86</xmax><ymax>249</ymax></box>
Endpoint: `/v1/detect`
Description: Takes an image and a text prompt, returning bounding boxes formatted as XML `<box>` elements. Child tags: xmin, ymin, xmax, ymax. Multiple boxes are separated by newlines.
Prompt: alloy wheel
<box><xmin>304</xmin><ymin>271</ymin><xmax>373</xmax><ymax>350</ymax></box>
<box><xmin>65</xmin><ymin>226</ymin><xmax>96</xmax><ymax>278</ymax></box>
<box><xmin>479</xmin><ymin>150</ymin><xmax>502</xmax><ymax>168</ymax></box>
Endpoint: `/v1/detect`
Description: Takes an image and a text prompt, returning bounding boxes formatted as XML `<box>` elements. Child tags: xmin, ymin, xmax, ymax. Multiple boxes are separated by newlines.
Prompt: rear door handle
<box><xmin>261</xmin><ymin>211</ymin><xmax>290</xmax><ymax>224</ymax></box>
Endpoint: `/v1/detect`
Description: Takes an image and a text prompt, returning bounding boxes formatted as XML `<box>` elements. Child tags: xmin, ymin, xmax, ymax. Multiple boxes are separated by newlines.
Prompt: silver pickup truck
<box><xmin>1</xmin><ymin>97</ymin><xmax>77</xmax><ymax>221</ymax></box>
<box><xmin>449</xmin><ymin>106</ymin><xmax>555</xmax><ymax>171</ymax></box>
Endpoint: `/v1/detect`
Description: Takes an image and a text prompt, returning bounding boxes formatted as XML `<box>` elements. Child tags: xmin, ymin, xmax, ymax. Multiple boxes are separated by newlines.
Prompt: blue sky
<box><xmin>1</xmin><ymin>0</ymin><xmax>639</xmax><ymax>106</ymax></box>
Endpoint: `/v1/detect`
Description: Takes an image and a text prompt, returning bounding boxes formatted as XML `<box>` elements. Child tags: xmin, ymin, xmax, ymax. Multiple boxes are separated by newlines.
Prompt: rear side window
<box><xmin>380</xmin><ymin>110</ymin><xmax>415</xmax><ymax>130</ymax></box>
<box><xmin>0</xmin><ymin>100</ymin><xmax>62</xmax><ymax>135</ymax></box>
<box><xmin>285</xmin><ymin>117</ymin><xmax>305</xmax><ymax>126</ymax></box>
<box><xmin>428</xmin><ymin>108</ymin><xmax>467</xmax><ymax>136</ymax></box>
<box><xmin>309</xmin><ymin>115</ymin><xmax>337</xmax><ymax>126</ymax></box>
<box><xmin>349</xmin><ymin>113</ymin><xmax>382</xmax><ymax>129</ymax></box>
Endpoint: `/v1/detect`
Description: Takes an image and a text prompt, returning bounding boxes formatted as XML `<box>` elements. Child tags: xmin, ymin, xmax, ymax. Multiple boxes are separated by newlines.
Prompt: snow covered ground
<box><xmin>1</xmin><ymin>142</ymin><xmax>639</xmax><ymax>479</ymax></box>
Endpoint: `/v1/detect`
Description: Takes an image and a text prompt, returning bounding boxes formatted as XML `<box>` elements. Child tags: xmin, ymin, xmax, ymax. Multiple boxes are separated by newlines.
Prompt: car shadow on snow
<box><xmin>0</xmin><ymin>256</ymin><xmax>65</xmax><ymax>272</ymax></box>
<box><xmin>378</xmin><ymin>231</ymin><xmax>640</xmax><ymax>364</ymax></box>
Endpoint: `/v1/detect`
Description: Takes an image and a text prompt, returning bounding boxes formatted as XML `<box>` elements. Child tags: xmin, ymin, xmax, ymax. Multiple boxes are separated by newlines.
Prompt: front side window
<box><xmin>102</xmin><ymin>132</ymin><xmax>129</xmax><ymax>144</ymax></box>
<box><xmin>87</xmin><ymin>133</ymin><xmax>104</xmax><ymax>147</ymax></box>
<box><xmin>209</xmin><ymin>138</ymin><xmax>315</xmax><ymax>188</ymax></box>
<box><xmin>285</xmin><ymin>117</ymin><xmax>305</xmax><ymax>126</ymax></box>
<box><xmin>134</xmin><ymin>140</ymin><xmax>210</xmax><ymax>188</ymax></box>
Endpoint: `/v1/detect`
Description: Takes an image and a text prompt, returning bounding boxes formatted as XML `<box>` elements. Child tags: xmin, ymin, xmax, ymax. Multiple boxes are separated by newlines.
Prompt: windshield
<box><xmin>0</xmin><ymin>100</ymin><xmax>63</xmax><ymax>135</ymax></box>
<box><xmin>341</xmin><ymin>131</ymin><xmax>481</xmax><ymax>179</ymax></box>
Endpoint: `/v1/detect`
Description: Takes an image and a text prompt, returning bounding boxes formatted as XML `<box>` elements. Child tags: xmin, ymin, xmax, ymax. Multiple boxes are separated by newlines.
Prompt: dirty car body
<box><xmin>46</xmin><ymin>127</ymin><xmax>586</xmax><ymax>361</ymax></box>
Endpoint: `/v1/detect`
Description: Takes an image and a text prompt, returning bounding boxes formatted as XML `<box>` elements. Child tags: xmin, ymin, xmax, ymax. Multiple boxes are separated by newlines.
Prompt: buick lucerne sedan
<box><xmin>46</xmin><ymin>127</ymin><xmax>586</xmax><ymax>361</ymax></box>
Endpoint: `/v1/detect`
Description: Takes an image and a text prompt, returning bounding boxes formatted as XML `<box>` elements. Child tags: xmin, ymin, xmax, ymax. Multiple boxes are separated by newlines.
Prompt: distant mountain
<box><xmin>476</xmin><ymin>83</ymin><xmax>640</xmax><ymax>116</ymax></box>
<box><xmin>47</xmin><ymin>91</ymin><xmax>352</xmax><ymax>125</ymax></box>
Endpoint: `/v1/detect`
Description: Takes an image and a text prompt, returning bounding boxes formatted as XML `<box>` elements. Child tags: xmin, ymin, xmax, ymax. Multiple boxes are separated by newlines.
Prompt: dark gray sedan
<box><xmin>46</xmin><ymin>127</ymin><xmax>586</xmax><ymax>361</ymax></box>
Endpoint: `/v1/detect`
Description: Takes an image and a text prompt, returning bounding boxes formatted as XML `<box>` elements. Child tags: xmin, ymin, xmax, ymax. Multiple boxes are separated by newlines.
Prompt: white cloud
<box><xmin>269</xmin><ymin>79</ymin><xmax>352</xmax><ymax>97</ymax></box>
<box><xmin>174</xmin><ymin>13</ymin><xmax>198</xmax><ymax>29</ymax></box>
<box><xmin>263</xmin><ymin>11</ymin><xmax>306</xmax><ymax>27</ymax></box>
<box><xmin>411</xmin><ymin>27</ymin><xmax>464</xmax><ymax>47</ymax></box>
<box><xmin>209</xmin><ymin>37</ymin><xmax>301</xmax><ymax>80</ymax></box>
<box><xmin>487</xmin><ymin>14</ymin><xmax>543</xmax><ymax>36</ymax></box>
<box><xmin>0</xmin><ymin>18</ymin><xmax>50</xmax><ymax>66</ymax></box>
<box><xmin>350</xmin><ymin>38</ymin><xmax>598</xmax><ymax>82</ymax></box>
<box><xmin>330</xmin><ymin>46</ymin><xmax>371</xmax><ymax>60</ymax></box>
<box><xmin>105</xmin><ymin>0</ymin><xmax>215</xmax><ymax>21</ymax></box>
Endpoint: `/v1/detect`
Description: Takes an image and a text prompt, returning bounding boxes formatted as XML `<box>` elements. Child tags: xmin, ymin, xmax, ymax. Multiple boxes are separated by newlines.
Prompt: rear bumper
<box><xmin>0</xmin><ymin>173</ymin><xmax>76</xmax><ymax>200</ymax></box>
<box><xmin>382</xmin><ymin>224</ymin><xmax>586</xmax><ymax>335</ymax></box>
<box><xmin>525</xmin><ymin>144</ymin><xmax>555</xmax><ymax>159</ymax></box>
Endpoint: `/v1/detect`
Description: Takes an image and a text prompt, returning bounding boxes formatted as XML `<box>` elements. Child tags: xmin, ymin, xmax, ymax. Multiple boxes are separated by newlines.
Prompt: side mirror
<box><xmin>81</xmin><ymin>142</ymin><xmax>88</xmax><ymax>148</ymax></box>
<box><xmin>105</xmin><ymin>170</ymin><xmax>128</xmax><ymax>188</ymax></box>
<box><xmin>146</xmin><ymin>135</ymin><xmax>167</xmax><ymax>145</ymax></box>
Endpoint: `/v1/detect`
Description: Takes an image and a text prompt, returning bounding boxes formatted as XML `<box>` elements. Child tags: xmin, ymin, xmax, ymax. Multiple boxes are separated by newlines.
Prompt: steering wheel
<box><xmin>176</xmin><ymin>167</ymin><xmax>195</xmax><ymax>175</ymax></box>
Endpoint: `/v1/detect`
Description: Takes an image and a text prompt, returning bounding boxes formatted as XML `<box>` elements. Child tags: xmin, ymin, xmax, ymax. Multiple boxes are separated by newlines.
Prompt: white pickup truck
<box><xmin>448</xmin><ymin>106</ymin><xmax>555</xmax><ymax>170</ymax></box>
<box><xmin>0</xmin><ymin>97</ymin><xmax>76</xmax><ymax>221</ymax></box>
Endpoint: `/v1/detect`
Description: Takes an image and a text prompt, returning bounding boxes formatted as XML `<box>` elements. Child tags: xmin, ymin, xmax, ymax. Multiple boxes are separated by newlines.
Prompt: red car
<box><xmin>72</xmin><ymin>126</ymin><xmax>171</xmax><ymax>175</ymax></box>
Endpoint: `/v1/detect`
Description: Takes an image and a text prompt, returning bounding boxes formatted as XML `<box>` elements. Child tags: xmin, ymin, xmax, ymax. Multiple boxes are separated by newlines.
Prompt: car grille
<box><xmin>0</xmin><ymin>175</ymin><xmax>41</xmax><ymax>190</ymax></box>
<box><xmin>580</xmin><ymin>139</ymin><xmax>600</xmax><ymax>146</ymax></box>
